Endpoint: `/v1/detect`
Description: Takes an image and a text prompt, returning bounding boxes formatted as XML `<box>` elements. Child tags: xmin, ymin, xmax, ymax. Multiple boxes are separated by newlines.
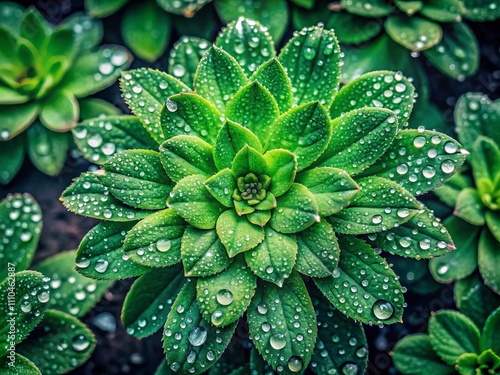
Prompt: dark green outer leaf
<box><xmin>75</xmin><ymin>221</ymin><xmax>150</xmax><ymax>280</ymax></box>
<box><xmin>470</xmin><ymin>136</ymin><xmax>500</xmax><ymax>189</ymax></box>
<box><xmin>433</xmin><ymin>172</ymin><xmax>473</xmax><ymax>209</ymax></box>
<box><xmin>482</xmin><ymin>306</ymin><xmax>500</xmax><ymax>354</ymax></box>
<box><xmin>423</xmin><ymin>22</ymin><xmax>479</xmax><ymax>81</ymax></box>
<box><xmin>85</xmin><ymin>0</ymin><xmax>128</xmax><ymax>17</ymax></box>
<box><xmin>99</xmin><ymin>150</ymin><xmax>173</xmax><ymax>210</ymax></box>
<box><xmin>168</xmin><ymin>36</ymin><xmax>211</xmax><ymax>86</ymax></box>
<box><xmin>123</xmin><ymin>208</ymin><xmax>185</xmax><ymax>268</ymax></box>
<box><xmin>60</xmin><ymin>13</ymin><xmax>103</xmax><ymax>52</ymax></box>
<box><xmin>216</xmin><ymin>18</ymin><xmax>276</xmax><ymax>77</ymax></box>
<box><xmin>478</xmin><ymin>228</ymin><xmax>500</xmax><ymax>294</ymax></box>
<box><xmin>328</xmin><ymin>177</ymin><xmax>420</xmax><ymax>235</ymax></box>
<box><xmin>39</xmin><ymin>91</ymin><xmax>79</xmax><ymax>132</ymax></box>
<box><xmin>341</xmin><ymin>0</ymin><xmax>393</xmax><ymax>17</ymax></box>
<box><xmin>172</xmin><ymin>4</ymin><xmax>218</xmax><ymax>40</ymax></box>
<box><xmin>0</xmin><ymin>2</ymin><xmax>24</xmax><ymax>34</ymax></box>
<box><xmin>419</xmin><ymin>0</ymin><xmax>464</xmax><ymax>22</ymax></box>
<box><xmin>384</xmin><ymin>15</ymin><xmax>442</xmax><ymax>52</ymax></box>
<box><xmin>33</xmin><ymin>251</ymin><xmax>111</xmax><ymax>318</ymax></box>
<box><xmin>122</xmin><ymin>264</ymin><xmax>185</xmax><ymax>339</ymax></box>
<box><xmin>247</xmin><ymin>271</ymin><xmax>317</xmax><ymax>372</ymax></box>
<box><xmin>454</xmin><ymin>187</ymin><xmax>485</xmax><ymax>226</ymax></box>
<box><xmin>314</xmin><ymin>235</ymin><xmax>404</xmax><ymax>325</ymax></box>
<box><xmin>163</xmin><ymin>281</ymin><xmax>237</xmax><ymax>375</ymax></box>
<box><xmin>193</xmin><ymin>46</ymin><xmax>247</xmax><ymax>113</ymax></box>
<box><xmin>156</xmin><ymin>0</ymin><xmax>211</xmax><ymax>15</ymax></box>
<box><xmin>0</xmin><ymin>193</ymin><xmax>42</xmax><ymax>280</ymax></box>
<box><xmin>315</xmin><ymin>107</ymin><xmax>398</xmax><ymax>176</ymax></box>
<box><xmin>0</xmin><ymin>353</ymin><xmax>40</xmax><ymax>375</ymax></box>
<box><xmin>17</xmin><ymin>309</ymin><xmax>95</xmax><ymax>375</ymax></box>
<box><xmin>392</xmin><ymin>334</ymin><xmax>455</xmax><ymax>375</ymax></box>
<box><xmin>0</xmin><ymin>271</ymin><xmax>49</xmax><ymax>356</ymax></box>
<box><xmin>0</xmin><ymin>134</ymin><xmax>24</xmax><ymax>184</ymax></box>
<box><xmin>0</xmin><ymin>102</ymin><xmax>39</xmax><ymax>140</ymax></box>
<box><xmin>120</xmin><ymin>68</ymin><xmax>190</xmax><ymax>143</ymax></box>
<box><xmin>463</xmin><ymin>0</ymin><xmax>500</xmax><ymax>21</ymax></box>
<box><xmin>330</xmin><ymin>70</ymin><xmax>415</xmax><ymax>127</ymax></box>
<box><xmin>78</xmin><ymin>98</ymin><xmax>121</xmax><ymax>121</ymax></box>
<box><xmin>360</xmin><ymin>129</ymin><xmax>466</xmax><ymax>196</ymax></box>
<box><xmin>73</xmin><ymin>115</ymin><xmax>159</xmax><ymax>165</ymax></box>
<box><xmin>278</xmin><ymin>26</ymin><xmax>341</xmax><ymax>107</ymax></box>
<box><xmin>428</xmin><ymin>310</ymin><xmax>480</xmax><ymax>366</ymax></box>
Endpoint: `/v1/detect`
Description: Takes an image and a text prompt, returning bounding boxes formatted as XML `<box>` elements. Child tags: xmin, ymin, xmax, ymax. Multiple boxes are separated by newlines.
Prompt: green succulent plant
<box><xmin>430</xmin><ymin>93</ymin><xmax>500</xmax><ymax>294</ymax></box>
<box><xmin>0</xmin><ymin>193</ymin><xmax>111</xmax><ymax>374</ymax></box>
<box><xmin>62</xmin><ymin>19</ymin><xmax>467</xmax><ymax>374</ymax></box>
<box><xmin>393</xmin><ymin>278</ymin><xmax>500</xmax><ymax>375</ymax></box>
<box><xmin>0</xmin><ymin>2</ymin><xmax>131</xmax><ymax>184</ymax></box>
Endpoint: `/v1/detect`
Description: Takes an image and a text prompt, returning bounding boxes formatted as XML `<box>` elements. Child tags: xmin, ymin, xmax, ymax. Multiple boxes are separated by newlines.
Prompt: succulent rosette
<box><xmin>62</xmin><ymin>18</ymin><xmax>466</xmax><ymax>374</ymax></box>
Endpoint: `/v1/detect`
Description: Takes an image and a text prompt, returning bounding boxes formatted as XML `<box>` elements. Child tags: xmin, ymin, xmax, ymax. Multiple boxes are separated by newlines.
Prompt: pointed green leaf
<box><xmin>181</xmin><ymin>226</ymin><xmax>231</xmax><ymax>277</ymax></box>
<box><xmin>194</xmin><ymin>46</ymin><xmax>247</xmax><ymax>112</ymax></box>
<box><xmin>428</xmin><ymin>310</ymin><xmax>480</xmax><ymax>366</ymax></box>
<box><xmin>429</xmin><ymin>216</ymin><xmax>480</xmax><ymax>282</ymax></box>
<box><xmin>360</xmin><ymin>129</ymin><xmax>467</xmax><ymax>196</ymax></box>
<box><xmin>244</xmin><ymin>227</ymin><xmax>297</xmax><ymax>286</ymax></box>
<box><xmin>168</xmin><ymin>174</ymin><xmax>226</xmax><ymax>229</ymax></box>
<box><xmin>279</xmin><ymin>26</ymin><xmax>341</xmax><ymax>107</ymax></box>
<box><xmin>225</xmin><ymin>82</ymin><xmax>280</xmax><ymax>141</ymax></box>
<box><xmin>33</xmin><ymin>251</ymin><xmax>111</xmax><ymax>317</ymax></box>
<box><xmin>60</xmin><ymin>13</ymin><xmax>103</xmax><ymax>52</ymax></box>
<box><xmin>156</xmin><ymin>0</ymin><xmax>211</xmax><ymax>15</ymax></box>
<box><xmin>75</xmin><ymin>221</ymin><xmax>150</xmax><ymax>280</ymax></box>
<box><xmin>267</xmin><ymin>102</ymin><xmax>331</xmax><ymax>171</ymax></box>
<box><xmin>482</xmin><ymin>307</ymin><xmax>500</xmax><ymax>353</ymax></box>
<box><xmin>311</xmin><ymin>288</ymin><xmax>369</xmax><ymax>375</ymax></box>
<box><xmin>78</xmin><ymin>98</ymin><xmax>121</xmax><ymax>120</ymax></box>
<box><xmin>423</xmin><ymin>23</ymin><xmax>479</xmax><ymax>80</ymax></box>
<box><xmin>0</xmin><ymin>102</ymin><xmax>39</xmax><ymax>140</ymax></box>
<box><xmin>433</xmin><ymin>172</ymin><xmax>473</xmax><ymax>208</ymax></box>
<box><xmin>247</xmin><ymin>271</ymin><xmax>317</xmax><ymax>372</ymax></box>
<box><xmin>0</xmin><ymin>2</ymin><xmax>24</xmax><ymax>34</ymax></box>
<box><xmin>61</xmin><ymin>172</ymin><xmax>151</xmax><ymax>221</ymax></box>
<box><xmin>295</xmin><ymin>219</ymin><xmax>339</xmax><ymax>278</ymax></box>
<box><xmin>331</xmin><ymin>70</ymin><xmax>415</xmax><ymax>127</ymax></box>
<box><xmin>420</xmin><ymin>0</ymin><xmax>465</xmax><ymax>22</ymax></box>
<box><xmin>62</xmin><ymin>45</ymin><xmax>132</xmax><ymax>97</ymax></box>
<box><xmin>20</xmin><ymin>8</ymin><xmax>48</xmax><ymax>50</ymax></box>
<box><xmin>122</xmin><ymin>264</ymin><xmax>185</xmax><ymax>339</ymax></box>
<box><xmin>214</xmin><ymin>121</ymin><xmax>263</xmax><ymax>171</ymax></box>
<box><xmin>328</xmin><ymin>177</ymin><xmax>420</xmax><ymax>234</ymax></box>
<box><xmin>262</xmin><ymin>149</ymin><xmax>296</xmax><ymax>198</ymax></box>
<box><xmin>392</xmin><ymin>334</ymin><xmax>455</xmax><ymax>375</ymax></box>
<box><xmin>215</xmin><ymin>0</ymin><xmax>289</xmax><ymax>41</ymax></box>
<box><xmin>366</xmin><ymin>205</ymin><xmax>454</xmax><ymax>259</ymax></box>
<box><xmin>216</xmin><ymin>210</ymin><xmax>264</xmax><ymax>257</ymax></box>
<box><xmin>216</xmin><ymin>18</ymin><xmax>276</xmax><ymax>76</ymax></box>
<box><xmin>250</xmin><ymin>58</ymin><xmax>293</xmax><ymax>114</ymax></box>
<box><xmin>478</xmin><ymin>228</ymin><xmax>500</xmax><ymax>294</ymax></box>
<box><xmin>168</xmin><ymin>36</ymin><xmax>211</xmax><ymax>86</ymax></box>
<box><xmin>455</xmin><ymin>187</ymin><xmax>485</xmax><ymax>226</ymax></box>
<box><xmin>471</xmin><ymin>136</ymin><xmax>500</xmax><ymax>189</ymax></box>
<box><xmin>197</xmin><ymin>256</ymin><xmax>256</xmax><ymax>327</ymax></box>
<box><xmin>341</xmin><ymin>0</ymin><xmax>393</xmax><ymax>17</ymax></box>
<box><xmin>17</xmin><ymin>310</ymin><xmax>95</xmax><ymax>375</ymax></box>
<box><xmin>463</xmin><ymin>0</ymin><xmax>500</xmax><ymax>21</ymax></box>
<box><xmin>39</xmin><ymin>91</ymin><xmax>79</xmax><ymax>132</ymax></box>
<box><xmin>0</xmin><ymin>193</ymin><xmax>41</xmax><ymax>279</ymax></box>
<box><xmin>231</xmin><ymin>145</ymin><xmax>267</xmax><ymax>178</ymax></box>
<box><xmin>161</xmin><ymin>92</ymin><xmax>223</xmax><ymax>144</ymax></box>
<box><xmin>160</xmin><ymin>135</ymin><xmax>217</xmax><ymax>182</ymax></box>
<box><xmin>486</xmin><ymin>211</ymin><xmax>500</xmax><ymax>242</ymax></box>
<box><xmin>0</xmin><ymin>84</ymin><xmax>29</xmax><ymax>104</ymax></box>
<box><xmin>385</xmin><ymin>15</ymin><xmax>442</xmax><ymax>52</ymax></box>
<box><xmin>120</xmin><ymin>68</ymin><xmax>190</xmax><ymax>143</ymax></box>
<box><xmin>85</xmin><ymin>0</ymin><xmax>127</xmax><ymax>17</ymax></box>
<box><xmin>27</xmin><ymin>121</ymin><xmax>70</xmax><ymax>176</ymax></box>
<box><xmin>204</xmin><ymin>169</ymin><xmax>236</xmax><ymax>208</ymax></box>
<box><xmin>123</xmin><ymin>208</ymin><xmax>185</xmax><ymax>268</ymax></box>
<box><xmin>73</xmin><ymin>115</ymin><xmax>159</xmax><ymax>165</ymax></box>
<box><xmin>163</xmin><ymin>282</ymin><xmax>237</xmax><ymax>375</ymax></box>
<box><xmin>99</xmin><ymin>150</ymin><xmax>172</xmax><ymax>209</ymax></box>
<box><xmin>296</xmin><ymin>167</ymin><xmax>359</xmax><ymax>216</ymax></box>
<box><xmin>0</xmin><ymin>271</ymin><xmax>49</xmax><ymax>356</ymax></box>
<box><xmin>121</xmin><ymin>1</ymin><xmax>172</xmax><ymax>62</ymax></box>
<box><xmin>315</xmin><ymin>235</ymin><xmax>404</xmax><ymax>324</ymax></box>
<box><xmin>0</xmin><ymin>354</ymin><xmax>40</xmax><ymax>375</ymax></box>
<box><xmin>0</xmin><ymin>134</ymin><xmax>24</xmax><ymax>184</ymax></box>
<box><xmin>270</xmin><ymin>183</ymin><xmax>319</xmax><ymax>234</ymax></box>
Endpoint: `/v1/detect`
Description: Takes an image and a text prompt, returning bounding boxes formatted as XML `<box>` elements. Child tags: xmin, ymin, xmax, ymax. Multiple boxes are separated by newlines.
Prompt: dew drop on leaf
<box><xmin>287</xmin><ymin>356</ymin><xmax>303</xmax><ymax>372</ymax></box>
<box><xmin>216</xmin><ymin>289</ymin><xmax>233</xmax><ymax>306</ymax></box>
<box><xmin>257</xmin><ymin>303</ymin><xmax>268</xmax><ymax>315</ymax></box>
<box><xmin>72</xmin><ymin>335</ymin><xmax>90</xmax><ymax>352</ymax></box>
<box><xmin>372</xmin><ymin>300</ymin><xmax>395</xmax><ymax>321</ymax></box>
<box><xmin>188</xmin><ymin>326</ymin><xmax>207</xmax><ymax>346</ymax></box>
<box><xmin>165</xmin><ymin>98</ymin><xmax>178</xmax><ymax>112</ymax></box>
<box><xmin>38</xmin><ymin>291</ymin><xmax>50</xmax><ymax>303</ymax></box>
<box><xmin>211</xmin><ymin>310</ymin><xmax>224</xmax><ymax>326</ymax></box>
<box><xmin>270</xmin><ymin>333</ymin><xmax>287</xmax><ymax>349</ymax></box>
<box><xmin>341</xmin><ymin>362</ymin><xmax>359</xmax><ymax>375</ymax></box>
<box><xmin>156</xmin><ymin>239</ymin><xmax>171</xmax><ymax>252</ymax></box>
<box><xmin>94</xmin><ymin>259</ymin><xmax>109</xmax><ymax>273</ymax></box>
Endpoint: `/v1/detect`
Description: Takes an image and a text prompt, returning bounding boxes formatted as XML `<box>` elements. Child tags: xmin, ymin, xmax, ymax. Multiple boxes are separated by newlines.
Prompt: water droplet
<box><xmin>341</xmin><ymin>362</ymin><xmax>359</xmax><ymax>375</ymax></box>
<box><xmin>444</xmin><ymin>142</ymin><xmax>458</xmax><ymax>154</ymax></box>
<box><xmin>440</xmin><ymin>160</ymin><xmax>455</xmax><ymax>173</ymax></box>
<box><xmin>188</xmin><ymin>326</ymin><xmax>207</xmax><ymax>346</ymax></box>
<box><xmin>21</xmin><ymin>301</ymin><xmax>32</xmax><ymax>312</ymax></box>
<box><xmin>216</xmin><ymin>289</ymin><xmax>233</xmax><ymax>306</ymax></box>
<box><xmin>211</xmin><ymin>310</ymin><xmax>224</xmax><ymax>326</ymax></box>
<box><xmin>422</xmin><ymin>166</ymin><xmax>436</xmax><ymax>178</ymax></box>
<box><xmin>372</xmin><ymin>300</ymin><xmax>394</xmax><ymax>320</ymax></box>
<box><xmin>94</xmin><ymin>259</ymin><xmax>109</xmax><ymax>274</ymax></box>
<box><xmin>166</xmin><ymin>98</ymin><xmax>178</xmax><ymax>112</ymax></box>
<box><xmin>72</xmin><ymin>335</ymin><xmax>90</xmax><ymax>351</ymax></box>
<box><xmin>38</xmin><ymin>291</ymin><xmax>50</xmax><ymax>303</ymax></box>
<box><xmin>413</xmin><ymin>136</ymin><xmax>426</xmax><ymax>148</ymax></box>
<box><xmin>270</xmin><ymin>333</ymin><xmax>287</xmax><ymax>350</ymax></box>
<box><xmin>371</xmin><ymin>215</ymin><xmax>382</xmax><ymax>224</ymax></box>
<box><xmin>437</xmin><ymin>263</ymin><xmax>449</xmax><ymax>275</ymax></box>
<box><xmin>156</xmin><ymin>239</ymin><xmax>171</xmax><ymax>252</ymax></box>
<box><xmin>356</xmin><ymin>346</ymin><xmax>367</xmax><ymax>358</ymax></box>
<box><xmin>287</xmin><ymin>356</ymin><xmax>303</xmax><ymax>372</ymax></box>
<box><xmin>257</xmin><ymin>303</ymin><xmax>268</xmax><ymax>315</ymax></box>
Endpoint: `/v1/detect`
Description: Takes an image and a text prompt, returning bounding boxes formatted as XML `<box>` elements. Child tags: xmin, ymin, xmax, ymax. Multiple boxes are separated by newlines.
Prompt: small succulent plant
<box><xmin>393</xmin><ymin>278</ymin><xmax>500</xmax><ymax>375</ymax></box>
<box><xmin>431</xmin><ymin>93</ymin><xmax>500</xmax><ymax>294</ymax></box>
<box><xmin>0</xmin><ymin>193</ymin><xmax>110</xmax><ymax>374</ymax></box>
<box><xmin>0</xmin><ymin>3</ymin><xmax>131</xmax><ymax>184</ymax></box>
<box><xmin>62</xmin><ymin>19</ymin><xmax>466</xmax><ymax>374</ymax></box>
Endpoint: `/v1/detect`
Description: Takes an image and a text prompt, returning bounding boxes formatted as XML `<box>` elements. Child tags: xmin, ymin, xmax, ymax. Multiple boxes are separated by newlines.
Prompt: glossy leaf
<box><xmin>75</xmin><ymin>221</ymin><xmax>150</xmax><ymax>280</ymax></box>
<box><xmin>244</xmin><ymin>227</ymin><xmax>297</xmax><ymax>286</ymax></box>
<box><xmin>216</xmin><ymin>210</ymin><xmax>264</xmax><ymax>257</ymax></box>
<box><xmin>78</xmin><ymin>98</ymin><xmax>121</xmax><ymax>120</ymax></box>
<box><xmin>156</xmin><ymin>0</ymin><xmax>211</xmax><ymax>15</ymax></box>
<box><xmin>0</xmin><ymin>102</ymin><xmax>39</xmax><ymax>140</ymax></box>
<box><xmin>263</xmin><ymin>149</ymin><xmax>296</xmax><ymax>198</ymax></box>
<box><xmin>482</xmin><ymin>307</ymin><xmax>500</xmax><ymax>354</ymax></box>
<box><xmin>463</xmin><ymin>0</ymin><xmax>500</xmax><ymax>21</ymax></box>
<box><xmin>231</xmin><ymin>145</ymin><xmax>267</xmax><ymax>178</ymax></box>
<box><xmin>314</xmin><ymin>235</ymin><xmax>404</xmax><ymax>325</ymax></box>
<box><xmin>455</xmin><ymin>187</ymin><xmax>485</xmax><ymax>226</ymax></box>
<box><xmin>385</xmin><ymin>15</ymin><xmax>442</xmax><ymax>52</ymax></box>
<box><xmin>122</xmin><ymin>264</ymin><xmax>185</xmax><ymax>339</ymax></box>
<box><xmin>120</xmin><ymin>68</ymin><xmax>190</xmax><ymax>143</ymax></box>
<box><xmin>85</xmin><ymin>0</ymin><xmax>128</xmax><ymax>17</ymax></box>
<box><xmin>39</xmin><ymin>91</ymin><xmax>79</xmax><ymax>132</ymax></box>
<box><xmin>420</xmin><ymin>0</ymin><xmax>465</xmax><ymax>22</ymax></box>
<box><xmin>0</xmin><ymin>134</ymin><xmax>24</xmax><ymax>184</ymax></box>
<box><xmin>341</xmin><ymin>0</ymin><xmax>393</xmax><ymax>17</ymax></box>
<box><xmin>0</xmin><ymin>354</ymin><xmax>40</xmax><ymax>375</ymax></box>
<box><xmin>181</xmin><ymin>226</ymin><xmax>231</xmax><ymax>277</ymax></box>
<box><xmin>0</xmin><ymin>193</ymin><xmax>41</xmax><ymax>279</ymax></box>
<box><xmin>60</xmin><ymin>13</ymin><xmax>103</xmax><ymax>52</ymax></box>
<box><xmin>197</xmin><ymin>256</ymin><xmax>256</xmax><ymax>327</ymax></box>
<box><xmin>471</xmin><ymin>136</ymin><xmax>500</xmax><ymax>189</ymax></box>
<box><xmin>247</xmin><ymin>271</ymin><xmax>317</xmax><ymax>372</ymax></box>
<box><xmin>73</xmin><ymin>115</ymin><xmax>159</xmax><ymax>165</ymax></box>
<box><xmin>204</xmin><ymin>169</ymin><xmax>236</xmax><ymax>208</ymax></box>
<box><xmin>279</xmin><ymin>26</ymin><xmax>341</xmax><ymax>107</ymax></box>
<box><xmin>123</xmin><ymin>209</ymin><xmax>185</xmax><ymax>268</ymax></box>
<box><xmin>478</xmin><ymin>229</ymin><xmax>500</xmax><ymax>294</ymax></box>
<box><xmin>168</xmin><ymin>36</ymin><xmax>211</xmax><ymax>86</ymax></box>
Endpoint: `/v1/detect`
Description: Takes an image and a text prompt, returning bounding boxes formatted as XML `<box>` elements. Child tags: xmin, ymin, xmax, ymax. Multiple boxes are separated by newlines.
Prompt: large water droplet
<box><xmin>372</xmin><ymin>300</ymin><xmax>394</xmax><ymax>321</ymax></box>
<box><xmin>38</xmin><ymin>291</ymin><xmax>50</xmax><ymax>303</ymax></box>
<box><xmin>72</xmin><ymin>335</ymin><xmax>90</xmax><ymax>351</ymax></box>
<box><xmin>257</xmin><ymin>303</ymin><xmax>268</xmax><ymax>315</ymax></box>
<box><xmin>188</xmin><ymin>326</ymin><xmax>207</xmax><ymax>347</ymax></box>
<box><xmin>287</xmin><ymin>356</ymin><xmax>303</xmax><ymax>372</ymax></box>
<box><xmin>341</xmin><ymin>362</ymin><xmax>359</xmax><ymax>375</ymax></box>
<box><xmin>156</xmin><ymin>239</ymin><xmax>171</xmax><ymax>252</ymax></box>
<box><xmin>94</xmin><ymin>259</ymin><xmax>109</xmax><ymax>274</ymax></box>
<box><xmin>166</xmin><ymin>98</ymin><xmax>178</xmax><ymax>112</ymax></box>
<box><xmin>270</xmin><ymin>333</ymin><xmax>287</xmax><ymax>350</ymax></box>
<box><xmin>216</xmin><ymin>289</ymin><xmax>233</xmax><ymax>306</ymax></box>
<box><xmin>211</xmin><ymin>310</ymin><xmax>224</xmax><ymax>326</ymax></box>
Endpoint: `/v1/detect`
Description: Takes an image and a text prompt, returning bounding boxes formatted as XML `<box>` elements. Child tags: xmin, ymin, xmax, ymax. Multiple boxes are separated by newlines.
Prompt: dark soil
<box><xmin>1</xmin><ymin>1</ymin><xmax>499</xmax><ymax>374</ymax></box>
